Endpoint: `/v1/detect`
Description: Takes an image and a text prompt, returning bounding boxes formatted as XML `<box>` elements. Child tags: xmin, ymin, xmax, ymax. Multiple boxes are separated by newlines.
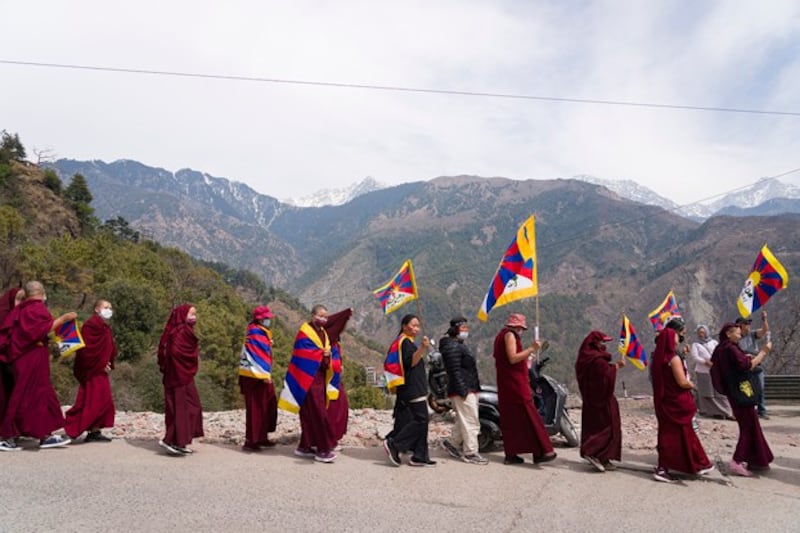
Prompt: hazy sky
<box><xmin>2</xmin><ymin>1</ymin><xmax>799</xmax><ymax>204</ymax></box>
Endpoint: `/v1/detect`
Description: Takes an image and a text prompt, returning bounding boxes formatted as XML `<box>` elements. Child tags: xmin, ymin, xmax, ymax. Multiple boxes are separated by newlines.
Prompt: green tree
<box><xmin>43</xmin><ymin>169</ymin><xmax>62</xmax><ymax>194</ymax></box>
<box><xmin>100</xmin><ymin>216</ymin><xmax>140</xmax><ymax>243</ymax></box>
<box><xmin>65</xmin><ymin>173</ymin><xmax>97</xmax><ymax>232</ymax></box>
<box><xmin>0</xmin><ymin>130</ymin><xmax>26</xmax><ymax>163</ymax></box>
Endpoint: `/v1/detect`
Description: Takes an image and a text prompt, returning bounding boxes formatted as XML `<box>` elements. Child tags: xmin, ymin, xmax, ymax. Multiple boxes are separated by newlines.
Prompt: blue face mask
<box><xmin>261</xmin><ymin>319</ymin><xmax>271</xmax><ymax>328</ymax></box>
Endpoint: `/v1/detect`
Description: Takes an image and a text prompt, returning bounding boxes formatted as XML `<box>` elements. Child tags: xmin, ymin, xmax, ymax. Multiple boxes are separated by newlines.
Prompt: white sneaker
<box><xmin>158</xmin><ymin>439</ymin><xmax>183</xmax><ymax>456</ymax></box>
<box><xmin>585</xmin><ymin>456</ymin><xmax>605</xmax><ymax>472</ymax></box>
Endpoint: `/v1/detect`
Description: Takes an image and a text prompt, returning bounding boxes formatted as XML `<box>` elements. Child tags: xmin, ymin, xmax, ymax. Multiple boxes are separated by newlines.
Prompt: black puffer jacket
<box><xmin>439</xmin><ymin>336</ymin><xmax>480</xmax><ymax>397</ymax></box>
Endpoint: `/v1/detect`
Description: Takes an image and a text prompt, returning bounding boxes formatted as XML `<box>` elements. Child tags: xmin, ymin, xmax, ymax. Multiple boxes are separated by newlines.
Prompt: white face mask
<box><xmin>99</xmin><ymin>308</ymin><xmax>113</xmax><ymax>320</ymax></box>
<box><xmin>261</xmin><ymin>319</ymin><xmax>271</xmax><ymax>328</ymax></box>
<box><xmin>458</xmin><ymin>331</ymin><xmax>469</xmax><ymax>340</ymax></box>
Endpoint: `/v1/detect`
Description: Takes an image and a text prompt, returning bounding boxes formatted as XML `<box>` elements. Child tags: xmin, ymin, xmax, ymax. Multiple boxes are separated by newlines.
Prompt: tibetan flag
<box><xmin>238</xmin><ymin>324</ymin><xmax>273</xmax><ymax>380</ymax></box>
<box><xmin>278</xmin><ymin>323</ymin><xmax>333</xmax><ymax>414</ymax></box>
<box><xmin>618</xmin><ymin>315</ymin><xmax>647</xmax><ymax>370</ymax></box>
<box><xmin>372</xmin><ymin>260</ymin><xmax>419</xmax><ymax>315</ymax></box>
<box><xmin>477</xmin><ymin>215</ymin><xmax>538</xmax><ymax>321</ymax></box>
<box><xmin>51</xmin><ymin>318</ymin><xmax>85</xmax><ymax>359</ymax></box>
<box><xmin>648</xmin><ymin>290</ymin><xmax>681</xmax><ymax>332</ymax></box>
<box><xmin>737</xmin><ymin>244</ymin><xmax>789</xmax><ymax>318</ymax></box>
<box><xmin>383</xmin><ymin>334</ymin><xmax>412</xmax><ymax>393</ymax></box>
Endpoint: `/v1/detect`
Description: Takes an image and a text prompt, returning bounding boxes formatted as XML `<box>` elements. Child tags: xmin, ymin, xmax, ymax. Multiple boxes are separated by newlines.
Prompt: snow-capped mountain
<box><xmin>286</xmin><ymin>177</ymin><xmax>385</xmax><ymax>207</ymax></box>
<box><xmin>574</xmin><ymin>175</ymin><xmax>800</xmax><ymax>220</ymax></box>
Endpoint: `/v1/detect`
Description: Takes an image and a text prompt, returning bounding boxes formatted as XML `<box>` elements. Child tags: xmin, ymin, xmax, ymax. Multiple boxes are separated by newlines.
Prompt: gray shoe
<box><xmin>463</xmin><ymin>453</ymin><xmax>489</xmax><ymax>465</ymax></box>
<box><xmin>441</xmin><ymin>439</ymin><xmax>462</xmax><ymax>459</ymax></box>
<box><xmin>0</xmin><ymin>439</ymin><xmax>22</xmax><ymax>452</ymax></box>
<box><xmin>585</xmin><ymin>456</ymin><xmax>605</xmax><ymax>472</ymax></box>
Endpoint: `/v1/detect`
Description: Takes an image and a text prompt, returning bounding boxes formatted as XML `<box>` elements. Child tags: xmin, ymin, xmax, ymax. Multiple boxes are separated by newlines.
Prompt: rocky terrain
<box><xmin>104</xmin><ymin>398</ymin><xmax>799</xmax><ymax>458</ymax></box>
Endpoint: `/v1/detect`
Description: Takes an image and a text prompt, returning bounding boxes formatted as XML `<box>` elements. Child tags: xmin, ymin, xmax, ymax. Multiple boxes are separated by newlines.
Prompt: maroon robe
<box><xmin>239</xmin><ymin>319</ymin><xmax>278</xmax><ymax>449</ymax></box>
<box><xmin>158</xmin><ymin>304</ymin><xmax>204</xmax><ymax>447</ymax></box>
<box><xmin>0</xmin><ymin>299</ymin><xmax>65</xmax><ymax>440</ymax></box>
<box><xmin>715</xmin><ymin>337</ymin><xmax>773</xmax><ymax>468</ymax></box>
<box><xmin>297</xmin><ymin>322</ymin><xmax>335</xmax><ymax>454</ymax></box>
<box><xmin>64</xmin><ymin>314</ymin><xmax>117</xmax><ymax>438</ymax></box>
<box><xmin>651</xmin><ymin>330</ymin><xmax>711</xmax><ymax>473</ymax></box>
<box><xmin>0</xmin><ymin>288</ymin><xmax>22</xmax><ymax>423</ymax></box>
<box><xmin>324</xmin><ymin>308</ymin><xmax>352</xmax><ymax>442</ymax></box>
<box><xmin>493</xmin><ymin>327</ymin><xmax>554</xmax><ymax>459</ymax></box>
<box><xmin>575</xmin><ymin>331</ymin><xmax>622</xmax><ymax>462</ymax></box>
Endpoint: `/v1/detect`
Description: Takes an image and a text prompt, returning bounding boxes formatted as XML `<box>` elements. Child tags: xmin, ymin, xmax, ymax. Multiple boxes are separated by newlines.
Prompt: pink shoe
<box><xmin>728</xmin><ymin>460</ymin><xmax>753</xmax><ymax>477</ymax></box>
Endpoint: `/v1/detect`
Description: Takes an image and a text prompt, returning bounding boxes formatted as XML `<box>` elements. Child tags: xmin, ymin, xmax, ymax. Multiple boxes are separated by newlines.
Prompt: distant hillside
<box><xmin>48</xmin><ymin>159</ymin><xmax>800</xmax><ymax>393</ymax></box>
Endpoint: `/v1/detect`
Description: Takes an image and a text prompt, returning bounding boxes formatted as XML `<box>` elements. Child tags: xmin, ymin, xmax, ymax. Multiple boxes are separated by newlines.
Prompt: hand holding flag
<box><xmin>51</xmin><ymin>317</ymin><xmax>85</xmax><ymax>359</ymax></box>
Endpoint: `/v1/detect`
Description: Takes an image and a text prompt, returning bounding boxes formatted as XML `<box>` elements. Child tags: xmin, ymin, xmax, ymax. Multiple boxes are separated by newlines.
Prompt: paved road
<box><xmin>1</xmin><ymin>406</ymin><xmax>799</xmax><ymax>533</ymax></box>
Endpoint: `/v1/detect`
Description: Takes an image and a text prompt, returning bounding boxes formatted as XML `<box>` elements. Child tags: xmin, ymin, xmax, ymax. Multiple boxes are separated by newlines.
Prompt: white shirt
<box><xmin>689</xmin><ymin>339</ymin><xmax>718</xmax><ymax>374</ymax></box>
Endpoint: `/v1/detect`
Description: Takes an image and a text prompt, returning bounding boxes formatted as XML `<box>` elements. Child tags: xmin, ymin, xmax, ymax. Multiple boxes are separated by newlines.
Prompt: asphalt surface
<box><xmin>1</xmin><ymin>405</ymin><xmax>799</xmax><ymax>533</ymax></box>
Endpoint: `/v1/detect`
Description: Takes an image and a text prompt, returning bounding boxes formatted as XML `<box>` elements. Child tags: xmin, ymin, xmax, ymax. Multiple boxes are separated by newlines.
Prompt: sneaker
<box><xmin>333</xmin><ymin>444</ymin><xmax>343</xmax><ymax>452</ymax></box>
<box><xmin>293</xmin><ymin>447</ymin><xmax>316</xmax><ymax>458</ymax></box>
<box><xmin>382</xmin><ymin>439</ymin><xmax>401</xmax><ymax>467</ymax></box>
<box><xmin>85</xmin><ymin>431</ymin><xmax>112</xmax><ymax>443</ymax></box>
<box><xmin>602</xmin><ymin>461</ymin><xmax>618</xmax><ymax>471</ymax></box>
<box><xmin>697</xmin><ymin>464</ymin><xmax>715</xmax><ymax>476</ymax></box>
<box><xmin>39</xmin><ymin>435</ymin><xmax>71</xmax><ymax>448</ymax></box>
<box><xmin>158</xmin><ymin>439</ymin><xmax>183</xmax><ymax>456</ymax></box>
<box><xmin>503</xmin><ymin>455</ymin><xmax>524</xmax><ymax>465</ymax></box>
<box><xmin>408</xmin><ymin>457</ymin><xmax>437</xmax><ymax>467</ymax></box>
<box><xmin>533</xmin><ymin>452</ymin><xmax>557</xmax><ymax>464</ymax></box>
<box><xmin>0</xmin><ymin>439</ymin><xmax>22</xmax><ymax>452</ymax></box>
<box><xmin>584</xmin><ymin>456</ymin><xmax>605</xmax><ymax>472</ymax></box>
<box><xmin>314</xmin><ymin>451</ymin><xmax>337</xmax><ymax>463</ymax></box>
<box><xmin>441</xmin><ymin>439</ymin><xmax>462</xmax><ymax>459</ymax></box>
<box><xmin>174</xmin><ymin>446</ymin><xmax>193</xmax><ymax>455</ymax></box>
<box><xmin>653</xmin><ymin>467</ymin><xmax>677</xmax><ymax>483</ymax></box>
<box><xmin>728</xmin><ymin>460</ymin><xmax>753</xmax><ymax>477</ymax></box>
<box><xmin>462</xmin><ymin>453</ymin><xmax>489</xmax><ymax>465</ymax></box>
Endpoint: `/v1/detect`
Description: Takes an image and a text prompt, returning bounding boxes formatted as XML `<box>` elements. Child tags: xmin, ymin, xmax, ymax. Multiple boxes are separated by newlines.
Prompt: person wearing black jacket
<box><xmin>439</xmin><ymin>316</ymin><xmax>488</xmax><ymax>465</ymax></box>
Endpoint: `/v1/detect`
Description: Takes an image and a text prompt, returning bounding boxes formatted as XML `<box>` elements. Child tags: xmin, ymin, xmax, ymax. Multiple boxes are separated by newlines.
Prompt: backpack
<box><xmin>709</xmin><ymin>343</ymin><xmax>727</xmax><ymax>395</ymax></box>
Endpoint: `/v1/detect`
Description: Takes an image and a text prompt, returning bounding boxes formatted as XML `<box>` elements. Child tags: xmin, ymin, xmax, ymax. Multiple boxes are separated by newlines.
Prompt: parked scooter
<box><xmin>427</xmin><ymin>342</ymin><xmax>579</xmax><ymax>452</ymax></box>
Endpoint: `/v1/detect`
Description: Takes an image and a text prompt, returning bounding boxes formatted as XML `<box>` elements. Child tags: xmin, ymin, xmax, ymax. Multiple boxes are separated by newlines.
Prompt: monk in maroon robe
<box><xmin>575</xmin><ymin>330</ymin><xmax>625</xmax><ymax>471</ymax></box>
<box><xmin>650</xmin><ymin>317</ymin><xmax>713</xmax><ymax>482</ymax></box>
<box><xmin>492</xmin><ymin>313</ymin><xmax>556</xmax><ymax>465</ymax></box>
<box><xmin>157</xmin><ymin>304</ymin><xmax>204</xmax><ymax>455</ymax></box>
<box><xmin>713</xmin><ymin>323</ymin><xmax>773</xmax><ymax>476</ymax></box>
<box><xmin>65</xmin><ymin>299</ymin><xmax>117</xmax><ymax>441</ymax></box>
<box><xmin>0</xmin><ymin>288</ymin><xmax>24</xmax><ymax>426</ymax></box>
<box><xmin>239</xmin><ymin>305</ymin><xmax>278</xmax><ymax>451</ymax></box>
<box><xmin>324</xmin><ymin>308</ymin><xmax>353</xmax><ymax>445</ymax></box>
<box><xmin>0</xmin><ymin>281</ymin><xmax>75</xmax><ymax>451</ymax></box>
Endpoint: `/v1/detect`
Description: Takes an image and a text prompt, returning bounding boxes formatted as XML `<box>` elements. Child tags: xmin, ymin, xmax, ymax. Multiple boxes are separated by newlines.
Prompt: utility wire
<box><xmin>2</xmin><ymin>59</ymin><xmax>800</xmax><ymax>117</ymax></box>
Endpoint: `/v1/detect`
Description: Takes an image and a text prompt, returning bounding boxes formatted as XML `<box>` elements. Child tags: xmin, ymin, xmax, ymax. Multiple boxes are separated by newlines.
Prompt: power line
<box><xmin>2</xmin><ymin>59</ymin><xmax>800</xmax><ymax>117</ymax></box>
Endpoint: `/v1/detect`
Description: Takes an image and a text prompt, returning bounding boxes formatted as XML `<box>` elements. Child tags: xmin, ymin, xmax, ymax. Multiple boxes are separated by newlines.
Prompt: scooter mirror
<box><xmin>539</xmin><ymin>340</ymin><xmax>550</xmax><ymax>354</ymax></box>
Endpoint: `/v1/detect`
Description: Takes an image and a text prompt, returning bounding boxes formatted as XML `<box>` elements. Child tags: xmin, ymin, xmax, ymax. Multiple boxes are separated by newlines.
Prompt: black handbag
<box><xmin>725</xmin><ymin>368</ymin><xmax>761</xmax><ymax>407</ymax></box>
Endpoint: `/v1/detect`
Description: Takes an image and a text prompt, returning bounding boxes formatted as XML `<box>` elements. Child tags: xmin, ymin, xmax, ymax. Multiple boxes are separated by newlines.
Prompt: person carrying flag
<box><xmin>64</xmin><ymin>299</ymin><xmax>117</xmax><ymax>442</ymax></box>
<box><xmin>324</xmin><ymin>308</ymin><xmax>353</xmax><ymax>449</ymax></box>
<box><xmin>575</xmin><ymin>330</ymin><xmax>625</xmax><ymax>472</ymax></box>
<box><xmin>492</xmin><ymin>313</ymin><xmax>556</xmax><ymax>466</ymax></box>
<box><xmin>280</xmin><ymin>305</ymin><xmax>338</xmax><ymax>463</ymax></box>
<box><xmin>238</xmin><ymin>305</ymin><xmax>278</xmax><ymax>452</ymax></box>
<box><xmin>0</xmin><ymin>281</ymin><xmax>76</xmax><ymax>451</ymax></box>
<box><xmin>736</xmin><ymin>312</ymin><xmax>770</xmax><ymax>419</ymax></box>
<box><xmin>382</xmin><ymin>314</ymin><xmax>433</xmax><ymax>467</ymax></box>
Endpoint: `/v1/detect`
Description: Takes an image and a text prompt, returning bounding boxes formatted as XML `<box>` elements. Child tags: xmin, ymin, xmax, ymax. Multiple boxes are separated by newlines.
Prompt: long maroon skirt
<box><xmin>164</xmin><ymin>380</ymin><xmax>204</xmax><ymax>447</ymax></box>
<box><xmin>656</xmin><ymin>415</ymin><xmax>711</xmax><ymax>473</ymax></box>
<box><xmin>239</xmin><ymin>375</ymin><xmax>277</xmax><ymax>448</ymax></box>
<box><xmin>0</xmin><ymin>349</ymin><xmax>64</xmax><ymax>440</ymax></box>
<box><xmin>65</xmin><ymin>373</ymin><xmax>115</xmax><ymax>438</ymax></box>
<box><xmin>499</xmin><ymin>400</ymin><xmax>554</xmax><ymax>458</ymax></box>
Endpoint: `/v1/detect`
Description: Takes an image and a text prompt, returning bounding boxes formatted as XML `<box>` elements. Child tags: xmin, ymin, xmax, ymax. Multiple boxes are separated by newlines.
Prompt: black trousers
<box><xmin>388</xmin><ymin>399</ymin><xmax>429</xmax><ymax>461</ymax></box>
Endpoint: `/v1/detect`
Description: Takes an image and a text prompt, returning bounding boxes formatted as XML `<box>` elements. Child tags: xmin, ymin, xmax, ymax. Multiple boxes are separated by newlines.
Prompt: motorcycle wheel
<box><xmin>559</xmin><ymin>414</ymin><xmax>580</xmax><ymax>447</ymax></box>
<box><xmin>478</xmin><ymin>427</ymin><xmax>494</xmax><ymax>453</ymax></box>
<box><xmin>427</xmin><ymin>393</ymin><xmax>450</xmax><ymax>414</ymax></box>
